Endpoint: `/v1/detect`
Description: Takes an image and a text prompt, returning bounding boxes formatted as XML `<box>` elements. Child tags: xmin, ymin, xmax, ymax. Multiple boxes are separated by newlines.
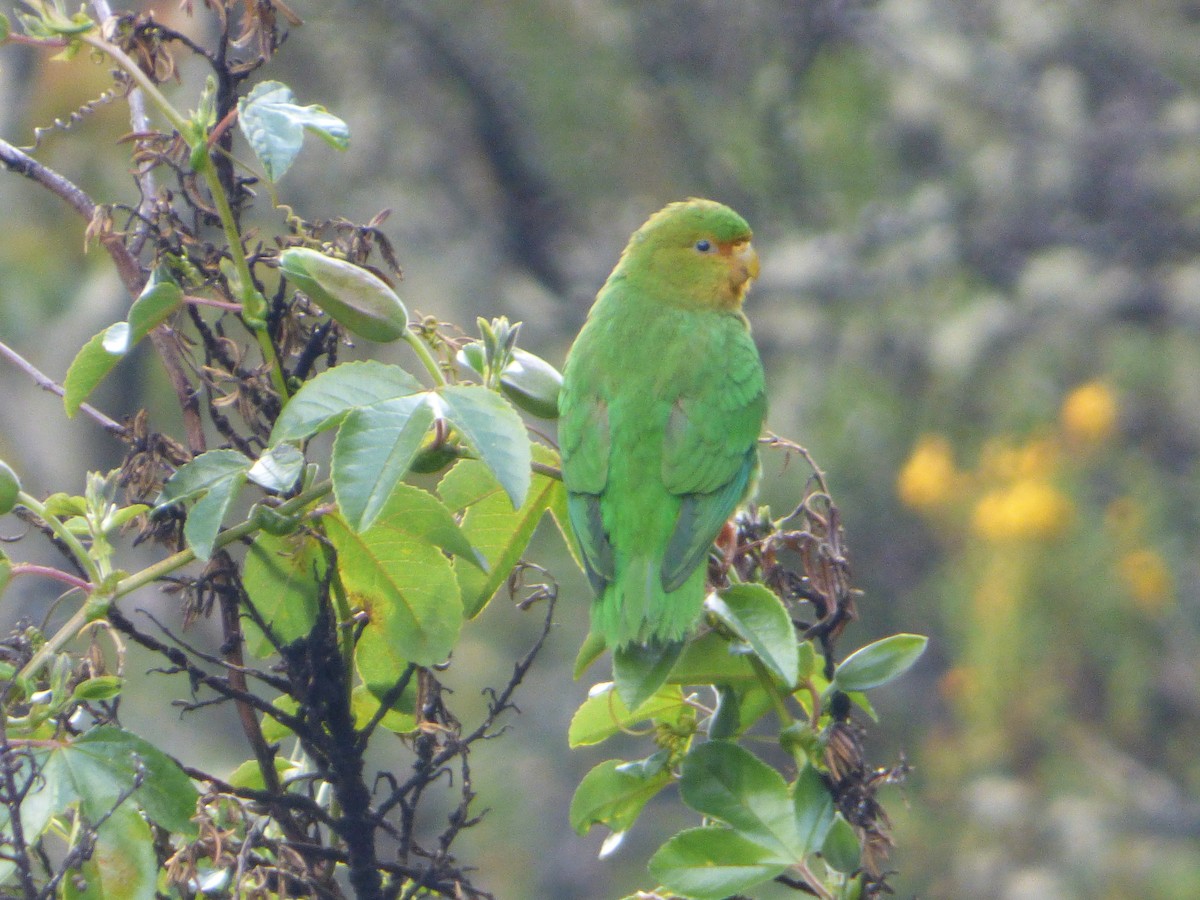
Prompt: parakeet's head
<box><xmin>614</xmin><ymin>198</ymin><xmax>759</xmax><ymax>310</ymax></box>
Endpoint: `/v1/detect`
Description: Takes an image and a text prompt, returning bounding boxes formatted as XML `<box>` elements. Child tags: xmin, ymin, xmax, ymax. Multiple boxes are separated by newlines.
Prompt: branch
<box><xmin>0</xmin><ymin>138</ymin><xmax>207</xmax><ymax>453</ymax></box>
<box><xmin>0</xmin><ymin>340</ymin><xmax>127</xmax><ymax>438</ymax></box>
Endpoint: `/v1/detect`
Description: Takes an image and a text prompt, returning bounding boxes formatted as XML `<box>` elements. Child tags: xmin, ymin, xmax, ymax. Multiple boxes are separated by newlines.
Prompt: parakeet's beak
<box><xmin>727</xmin><ymin>240</ymin><xmax>759</xmax><ymax>287</ymax></box>
<box><xmin>738</xmin><ymin>242</ymin><xmax>760</xmax><ymax>282</ymax></box>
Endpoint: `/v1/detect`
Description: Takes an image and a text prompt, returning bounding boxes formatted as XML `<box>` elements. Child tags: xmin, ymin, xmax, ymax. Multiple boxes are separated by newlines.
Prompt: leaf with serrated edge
<box><xmin>648</xmin><ymin>826</ymin><xmax>788</xmax><ymax>900</ymax></box>
<box><xmin>157</xmin><ymin>449</ymin><xmax>252</xmax><ymax>506</ymax></box>
<box><xmin>247</xmin><ymin>443</ymin><xmax>304</xmax><ymax>492</ymax></box>
<box><xmin>679</xmin><ymin>741</ymin><xmax>801</xmax><ymax>859</ymax></box>
<box><xmin>706</xmin><ymin>583</ymin><xmax>800</xmax><ymax>686</ymax></box>
<box><xmin>238</xmin><ymin>80</ymin><xmax>349</xmax><ymax>181</ymax></box>
<box><xmin>242</xmin><ymin>532</ymin><xmax>324</xmax><ymax>656</ymax></box>
<box><xmin>50</xmin><ymin>727</ymin><xmax>198</xmax><ymax>836</ymax></box>
<box><xmin>327</xmin><ymin>514</ymin><xmax>461</xmax><ymax>666</ymax></box>
<box><xmin>364</xmin><ymin>482</ymin><xmax>481</xmax><ymax>568</ymax></box>
<box><xmin>332</xmin><ymin>395</ymin><xmax>434</xmax><ymax>531</ymax></box>
<box><xmin>437</xmin><ymin>384</ymin><xmax>531</xmax><ymax>510</ymax></box>
<box><xmin>182</xmin><ymin>472</ymin><xmax>244</xmax><ymax>561</ymax></box>
<box><xmin>270</xmin><ymin>361</ymin><xmax>423</xmax><ymax>445</ymax></box>
<box><xmin>437</xmin><ymin>453</ymin><xmax>557</xmax><ymax>617</ymax></box>
<box><xmin>62</xmin><ymin>805</ymin><xmax>156</xmax><ymax>900</ymax></box>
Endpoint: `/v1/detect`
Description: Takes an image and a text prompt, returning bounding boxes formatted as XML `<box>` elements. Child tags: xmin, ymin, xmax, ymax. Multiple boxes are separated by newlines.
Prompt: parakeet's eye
<box><xmin>694</xmin><ymin>239</ymin><xmax>713</xmax><ymax>253</ymax></box>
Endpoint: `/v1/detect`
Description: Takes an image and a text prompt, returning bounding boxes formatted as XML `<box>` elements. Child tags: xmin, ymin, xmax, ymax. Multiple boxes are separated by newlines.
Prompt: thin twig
<box><xmin>0</xmin><ymin>138</ymin><xmax>207</xmax><ymax>453</ymax></box>
<box><xmin>0</xmin><ymin>340</ymin><xmax>127</xmax><ymax>437</ymax></box>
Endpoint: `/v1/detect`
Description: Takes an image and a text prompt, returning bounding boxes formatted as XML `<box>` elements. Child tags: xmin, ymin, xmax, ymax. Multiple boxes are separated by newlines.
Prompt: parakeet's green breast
<box><xmin>560</xmin><ymin>199</ymin><xmax>767</xmax><ymax>648</ymax></box>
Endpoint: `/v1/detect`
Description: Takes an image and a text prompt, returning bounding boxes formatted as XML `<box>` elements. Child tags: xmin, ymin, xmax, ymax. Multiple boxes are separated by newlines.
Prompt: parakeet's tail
<box><xmin>592</xmin><ymin>556</ymin><xmax>707</xmax><ymax>647</ymax></box>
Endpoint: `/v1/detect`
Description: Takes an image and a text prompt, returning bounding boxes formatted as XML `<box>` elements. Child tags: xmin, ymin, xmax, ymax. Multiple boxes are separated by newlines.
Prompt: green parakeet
<box><xmin>560</xmin><ymin>199</ymin><xmax>766</xmax><ymax>648</ymax></box>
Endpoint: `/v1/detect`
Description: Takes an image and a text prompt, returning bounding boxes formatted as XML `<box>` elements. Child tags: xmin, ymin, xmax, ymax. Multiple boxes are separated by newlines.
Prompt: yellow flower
<box><xmin>1016</xmin><ymin>437</ymin><xmax>1060</xmax><ymax>479</ymax></box>
<box><xmin>972</xmin><ymin>479</ymin><xmax>1072</xmax><ymax>542</ymax></box>
<box><xmin>1117</xmin><ymin>548</ymin><xmax>1174</xmax><ymax>612</ymax></box>
<box><xmin>1061</xmin><ymin>380</ymin><xmax>1118</xmax><ymax>445</ymax></box>
<box><xmin>897</xmin><ymin>435</ymin><xmax>960</xmax><ymax>512</ymax></box>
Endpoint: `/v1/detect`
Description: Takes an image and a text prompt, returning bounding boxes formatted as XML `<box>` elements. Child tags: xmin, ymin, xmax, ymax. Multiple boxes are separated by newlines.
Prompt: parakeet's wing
<box><xmin>660</xmin><ymin>328</ymin><xmax>765</xmax><ymax>592</ymax></box>
<box><xmin>559</xmin><ymin>391</ymin><xmax>614</xmax><ymax>594</ymax></box>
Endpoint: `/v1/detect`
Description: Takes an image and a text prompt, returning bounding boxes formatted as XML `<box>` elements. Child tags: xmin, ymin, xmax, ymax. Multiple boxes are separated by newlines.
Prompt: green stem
<box><xmin>113</xmin><ymin>479</ymin><xmax>333</xmax><ymax>599</ymax></box>
<box><xmin>18</xmin><ymin>604</ymin><xmax>93</xmax><ymax>683</ymax></box>
<box><xmin>80</xmin><ymin>34</ymin><xmax>190</xmax><ymax>135</ymax></box>
<box><xmin>17</xmin><ymin>481</ymin><xmax>334</xmax><ymax>682</ymax></box>
<box><xmin>195</xmin><ymin>153</ymin><xmax>290</xmax><ymax>399</ymax></box>
<box><xmin>402</xmin><ymin>329</ymin><xmax>448</xmax><ymax>387</ymax></box>
<box><xmin>81</xmin><ymin>32</ymin><xmax>290</xmax><ymax>401</ymax></box>
<box><xmin>17</xmin><ymin>492</ymin><xmax>101</xmax><ymax>586</ymax></box>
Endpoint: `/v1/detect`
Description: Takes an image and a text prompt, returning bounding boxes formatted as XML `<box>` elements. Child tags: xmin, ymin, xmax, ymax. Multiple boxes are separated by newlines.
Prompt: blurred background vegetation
<box><xmin>2</xmin><ymin>0</ymin><xmax>1199</xmax><ymax>897</ymax></box>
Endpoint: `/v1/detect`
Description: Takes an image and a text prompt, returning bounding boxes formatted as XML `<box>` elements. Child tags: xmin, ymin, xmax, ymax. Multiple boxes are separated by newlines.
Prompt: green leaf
<box><xmin>437</xmin><ymin>453</ymin><xmax>559</xmax><ymax>617</ymax></box>
<box><xmin>241</xmin><ymin>531</ymin><xmax>325</xmax><ymax>656</ymax></box>
<box><xmin>568</xmin><ymin>759</ymin><xmax>671</xmax><ymax>835</ymax></box>
<box><xmin>71</xmin><ymin>675</ymin><xmax>123</xmax><ymax>702</ymax></box>
<box><xmin>62</xmin><ymin>275</ymin><xmax>182</xmax><ymax>417</ymax></box>
<box><xmin>62</xmin><ymin>804</ymin><xmax>156</xmax><ymax>900</ymax></box>
<box><xmin>270</xmin><ymin>361</ymin><xmax>423</xmax><ymax>444</ymax></box>
<box><xmin>353</xmin><ymin>623</ymin><xmax>416</xmax><ymax>706</ymax></box>
<box><xmin>332</xmin><ymin>395</ymin><xmax>435</xmax><ymax>531</ymax></box>
<box><xmin>793</xmin><ymin>762</ymin><xmax>836</xmax><ymax>856</ymax></box>
<box><xmin>126</xmin><ymin>275</ymin><xmax>183</xmax><ymax>341</ymax></box>
<box><xmin>0</xmin><ymin>459</ymin><xmax>19</xmax><ymax>515</ymax></box>
<box><xmin>247</xmin><ymin>443</ymin><xmax>305</xmax><ymax>493</ymax></box>
<box><xmin>63</xmin><ymin>328</ymin><xmax>125</xmax><ymax>418</ymax></box>
<box><xmin>0</xmin><ymin>753</ymin><xmax>58</xmax><ymax>887</ymax></box>
<box><xmin>706</xmin><ymin>583</ymin><xmax>800</xmax><ymax>686</ymax></box>
<box><xmin>568</xmin><ymin>683</ymin><xmax>687</xmax><ymax>748</ymax></box>
<box><xmin>708</xmin><ymin>685</ymin><xmax>741</xmax><ymax>740</ymax></box>
<box><xmin>821</xmin><ymin>813</ymin><xmax>862</xmax><ymax>873</ymax></box>
<box><xmin>41</xmin><ymin>727</ymin><xmax>198</xmax><ymax>836</ymax></box>
<box><xmin>280</xmin><ymin>248</ymin><xmax>407</xmax><ymax>342</ymax></box>
<box><xmin>846</xmin><ymin>690</ymin><xmax>879</xmax><ymax>722</ymax></box>
<box><xmin>613</xmin><ymin>640</ymin><xmax>683</xmax><ymax>712</ymax></box>
<box><xmin>327</xmin><ymin>513</ymin><xmax>462</xmax><ymax>666</ymax></box>
<box><xmin>260</xmin><ymin>696</ymin><xmax>299</xmax><ymax>744</ymax></box>
<box><xmin>543</xmin><ymin>447</ymin><xmax>585</xmax><ymax>572</ymax></box>
<box><xmin>0</xmin><ymin>13</ymin><xmax>10</xmax><ymax>43</ymax></box>
<box><xmin>365</xmin><ymin>482</ymin><xmax>482</xmax><ymax>568</ymax></box>
<box><xmin>679</xmin><ymin>740</ymin><xmax>801</xmax><ymax>859</ymax></box>
<box><xmin>648</xmin><ymin>826</ymin><xmax>788</xmax><ymax>900</ymax></box>
<box><xmin>158</xmin><ymin>450</ymin><xmax>252</xmax><ymax>561</ymax></box>
<box><xmin>572</xmin><ymin>629</ymin><xmax>607</xmax><ymax>679</ymax></box>
<box><xmin>238</xmin><ymin>80</ymin><xmax>349</xmax><ymax>182</ymax></box>
<box><xmin>158</xmin><ymin>449</ymin><xmax>252</xmax><ymax>506</ymax></box>
<box><xmin>833</xmin><ymin>633</ymin><xmax>928</xmax><ymax>692</ymax></box>
<box><xmin>668</xmin><ymin>631</ymin><xmax>757</xmax><ymax>685</ymax></box>
<box><xmin>351</xmin><ymin>683</ymin><xmax>416</xmax><ymax>734</ymax></box>
<box><xmin>228</xmin><ymin>757</ymin><xmax>296</xmax><ymax>792</ymax></box>
<box><xmin>437</xmin><ymin>385</ymin><xmax>531</xmax><ymax>510</ymax></box>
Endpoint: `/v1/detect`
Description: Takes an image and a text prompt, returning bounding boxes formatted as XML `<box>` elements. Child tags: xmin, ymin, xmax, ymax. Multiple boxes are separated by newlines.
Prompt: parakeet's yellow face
<box><xmin>615</xmin><ymin>199</ymin><xmax>759</xmax><ymax>310</ymax></box>
<box><xmin>708</xmin><ymin>237</ymin><xmax>760</xmax><ymax>306</ymax></box>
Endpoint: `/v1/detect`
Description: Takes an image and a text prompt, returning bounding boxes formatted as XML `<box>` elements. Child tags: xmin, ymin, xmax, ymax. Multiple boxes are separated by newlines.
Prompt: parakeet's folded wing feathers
<box><xmin>660</xmin><ymin>329</ymin><xmax>765</xmax><ymax>591</ymax></box>
<box><xmin>558</xmin><ymin>390</ymin><xmax>614</xmax><ymax>593</ymax></box>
